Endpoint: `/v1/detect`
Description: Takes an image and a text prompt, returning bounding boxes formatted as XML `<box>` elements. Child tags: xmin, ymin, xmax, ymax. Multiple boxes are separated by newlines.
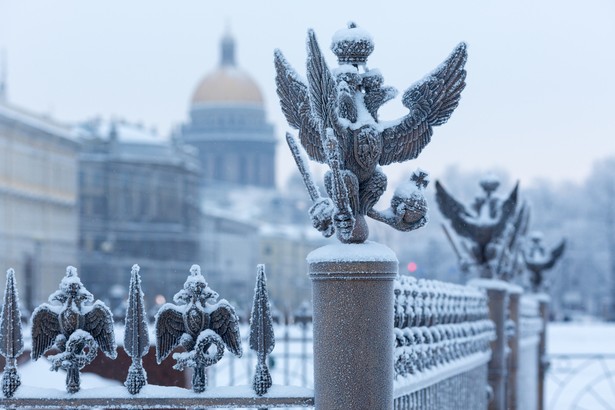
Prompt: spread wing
<box><xmin>83</xmin><ymin>301</ymin><xmax>117</xmax><ymax>359</ymax></box>
<box><xmin>31</xmin><ymin>305</ymin><xmax>61</xmax><ymax>360</ymax></box>
<box><xmin>155</xmin><ymin>304</ymin><xmax>185</xmax><ymax>363</ymax></box>
<box><xmin>435</xmin><ymin>180</ymin><xmax>476</xmax><ymax>239</ymax></box>
<box><xmin>380</xmin><ymin>43</ymin><xmax>467</xmax><ymax>165</ymax></box>
<box><xmin>274</xmin><ymin>49</ymin><xmax>326</xmax><ymax>163</ymax></box>
<box><xmin>497</xmin><ymin>182</ymin><xmax>520</xmax><ymax>232</ymax></box>
<box><xmin>209</xmin><ymin>301</ymin><xmax>242</xmax><ymax>357</ymax></box>
<box><xmin>545</xmin><ymin>239</ymin><xmax>566</xmax><ymax>270</ymax></box>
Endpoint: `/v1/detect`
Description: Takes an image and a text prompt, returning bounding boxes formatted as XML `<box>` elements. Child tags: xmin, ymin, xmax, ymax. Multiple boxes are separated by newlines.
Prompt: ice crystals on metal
<box><xmin>276</xmin><ymin>22</ymin><xmax>467</xmax><ymax>243</ymax></box>
<box><xmin>123</xmin><ymin>264</ymin><xmax>149</xmax><ymax>394</ymax></box>
<box><xmin>0</xmin><ymin>269</ymin><xmax>24</xmax><ymax>398</ymax></box>
<box><xmin>154</xmin><ymin>264</ymin><xmax>242</xmax><ymax>393</ymax></box>
<box><xmin>30</xmin><ymin>266</ymin><xmax>117</xmax><ymax>393</ymax></box>
<box><xmin>250</xmin><ymin>264</ymin><xmax>275</xmax><ymax>396</ymax></box>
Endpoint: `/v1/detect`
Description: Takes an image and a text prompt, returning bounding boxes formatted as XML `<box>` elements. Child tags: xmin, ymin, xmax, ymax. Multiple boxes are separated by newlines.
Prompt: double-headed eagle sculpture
<box><xmin>155</xmin><ymin>265</ymin><xmax>242</xmax><ymax>392</ymax></box>
<box><xmin>524</xmin><ymin>232</ymin><xmax>566</xmax><ymax>292</ymax></box>
<box><xmin>275</xmin><ymin>23</ymin><xmax>467</xmax><ymax>243</ymax></box>
<box><xmin>31</xmin><ymin>266</ymin><xmax>116</xmax><ymax>393</ymax></box>
<box><xmin>436</xmin><ymin>177</ymin><xmax>520</xmax><ymax>279</ymax></box>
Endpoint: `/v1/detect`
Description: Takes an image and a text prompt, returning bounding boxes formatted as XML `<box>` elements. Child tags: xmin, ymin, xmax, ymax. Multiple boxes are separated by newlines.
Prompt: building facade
<box><xmin>77</xmin><ymin>120</ymin><xmax>201</xmax><ymax>309</ymax></box>
<box><xmin>0</xmin><ymin>102</ymin><xmax>80</xmax><ymax>311</ymax></box>
<box><xmin>179</xmin><ymin>32</ymin><xmax>276</xmax><ymax>189</ymax></box>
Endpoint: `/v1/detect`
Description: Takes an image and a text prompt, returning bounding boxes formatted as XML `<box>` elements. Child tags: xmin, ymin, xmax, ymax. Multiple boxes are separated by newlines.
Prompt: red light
<box><xmin>407</xmin><ymin>262</ymin><xmax>417</xmax><ymax>273</ymax></box>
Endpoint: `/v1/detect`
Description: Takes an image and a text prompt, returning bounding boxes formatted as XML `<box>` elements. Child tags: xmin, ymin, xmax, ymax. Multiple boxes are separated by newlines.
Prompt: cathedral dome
<box><xmin>191</xmin><ymin>33</ymin><xmax>264</xmax><ymax>106</ymax></box>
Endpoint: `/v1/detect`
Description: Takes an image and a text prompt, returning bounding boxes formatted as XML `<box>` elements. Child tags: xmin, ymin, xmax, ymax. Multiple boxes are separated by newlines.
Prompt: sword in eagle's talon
<box><xmin>285</xmin><ymin>132</ymin><xmax>335</xmax><ymax>237</ymax></box>
<box><xmin>323</xmin><ymin>128</ymin><xmax>355</xmax><ymax>240</ymax></box>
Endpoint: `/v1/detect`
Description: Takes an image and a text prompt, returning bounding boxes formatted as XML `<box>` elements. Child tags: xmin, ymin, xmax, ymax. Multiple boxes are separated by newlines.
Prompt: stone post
<box><xmin>537</xmin><ymin>294</ymin><xmax>550</xmax><ymax>410</ymax></box>
<box><xmin>507</xmin><ymin>290</ymin><xmax>521</xmax><ymax>410</ymax></box>
<box><xmin>308</xmin><ymin>242</ymin><xmax>398</xmax><ymax>410</ymax></box>
<box><xmin>469</xmin><ymin>280</ymin><xmax>512</xmax><ymax>410</ymax></box>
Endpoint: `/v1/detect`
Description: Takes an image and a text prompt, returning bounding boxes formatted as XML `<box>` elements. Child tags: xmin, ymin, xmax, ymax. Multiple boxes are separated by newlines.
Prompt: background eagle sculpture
<box><xmin>523</xmin><ymin>232</ymin><xmax>566</xmax><ymax>292</ymax></box>
<box><xmin>275</xmin><ymin>22</ymin><xmax>467</xmax><ymax>243</ymax></box>
<box><xmin>155</xmin><ymin>265</ymin><xmax>242</xmax><ymax>392</ymax></box>
<box><xmin>30</xmin><ymin>266</ymin><xmax>116</xmax><ymax>393</ymax></box>
<box><xmin>436</xmin><ymin>176</ymin><xmax>520</xmax><ymax>279</ymax></box>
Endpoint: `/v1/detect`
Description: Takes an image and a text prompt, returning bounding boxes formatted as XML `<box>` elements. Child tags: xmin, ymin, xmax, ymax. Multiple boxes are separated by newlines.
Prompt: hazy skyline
<box><xmin>1</xmin><ymin>0</ymin><xmax>613</xmax><ymax>188</ymax></box>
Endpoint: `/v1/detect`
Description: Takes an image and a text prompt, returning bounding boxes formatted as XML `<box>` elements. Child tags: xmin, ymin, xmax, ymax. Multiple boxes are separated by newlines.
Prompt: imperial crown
<box><xmin>330</xmin><ymin>22</ymin><xmax>374</xmax><ymax>66</ymax></box>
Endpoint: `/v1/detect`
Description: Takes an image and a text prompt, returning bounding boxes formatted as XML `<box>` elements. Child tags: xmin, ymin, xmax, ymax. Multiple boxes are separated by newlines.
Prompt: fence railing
<box><xmin>392</xmin><ymin>276</ymin><xmax>495</xmax><ymax>409</ymax></box>
<box><xmin>0</xmin><ymin>259</ymin><xmax>549</xmax><ymax>409</ymax></box>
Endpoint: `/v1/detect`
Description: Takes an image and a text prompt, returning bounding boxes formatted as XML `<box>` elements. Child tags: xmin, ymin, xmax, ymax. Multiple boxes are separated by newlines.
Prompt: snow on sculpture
<box><xmin>0</xmin><ymin>269</ymin><xmax>24</xmax><ymax>398</ymax></box>
<box><xmin>30</xmin><ymin>266</ymin><xmax>117</xmax><ymax>393</ymax></box>
<box><xmin>523</xmin><ymin>232</ymin><xmax>566</xmax><ymax>292</ymax></box>
<box><xmin>123</xmin><ymin>264</ymin><xmax>149</xmax><ymax>394</ymax></box>
<box><xmin>276</xmin><ymin>22</ymin><xmax>467</xmax><ymax>243</ymax></box>
<box><xmin>250</xmin><ymin>264</ymin><xmax>275</xmax><ymax>396</ymax></box>
<box><xmin>436</xmin><ymin>176</ymin><xmax>520</xmax><ymax>279</ymax></box>
<box><xmin>154</xmin><ymin>264</ymin><xmax>242</xmax><ymax>393</ymax></box>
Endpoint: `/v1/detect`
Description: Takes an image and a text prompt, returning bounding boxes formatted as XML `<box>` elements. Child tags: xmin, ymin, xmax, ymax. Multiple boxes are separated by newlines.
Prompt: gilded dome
<box><xmin>191</xmin><ymin>33</ymin><xmax>264</xmax><ymax>106</ymax></box>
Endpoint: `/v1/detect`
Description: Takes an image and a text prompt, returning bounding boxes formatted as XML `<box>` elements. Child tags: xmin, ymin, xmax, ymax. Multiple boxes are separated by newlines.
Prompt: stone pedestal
<box><xmin>307</xmin><ymin>242</ymin><xmax>398</xmax><ymax>410</ymax></box>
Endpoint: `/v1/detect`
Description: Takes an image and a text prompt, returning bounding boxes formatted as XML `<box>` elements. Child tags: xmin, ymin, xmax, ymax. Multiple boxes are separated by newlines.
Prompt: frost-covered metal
<box><xmin>276</xmin><ymin>22</ymin><xmax>467</xmax><ymax>243</ymax></box>
<box><xmin>250</xmin><ymin>264</ymin><xmax>275</xmax><ymax>396</ymax></box>
<box><xmin>523</xmin><ymin>232</ymin><xmax>566</xmax><ymax>292</ymax></box>
<box><xmin>30</xmin><ymin>266</ymin><xmax>117</xmax><ymax>393</ymax></box>
<box><xmin>154</xmin><ymin>264</ymin><xmax>242</xmax><ymax>393</ymax></box>
<box><xmin>392</xmin><ymin>276</ymin><xmax>494</xmax><ymax>409</ymax></box>
<box><xmin>123</xmin><ymin>264</ymin><xmax>149</xmax><ymax>394</ymax></box>
<box><xmin>393</xmin><ymin>276</ymin><xmax>495</xmax><ymax>378</ymax></box>
<box><xmin>436</xmin><ymin>176</ymin><xmax>520</xmax><ymax>278</ymax></box>
<box><xmin>0</xmin><ymin>269</ymin><xmax>24</xmax><ymax>398</ymax></box>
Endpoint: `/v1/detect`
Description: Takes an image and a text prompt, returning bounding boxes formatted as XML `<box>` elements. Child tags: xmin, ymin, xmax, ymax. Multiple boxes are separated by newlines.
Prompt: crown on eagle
<box><xmin>330</xmin><ymin>22</ymin><xmax>374</xmax><ymax>66</ymax></box>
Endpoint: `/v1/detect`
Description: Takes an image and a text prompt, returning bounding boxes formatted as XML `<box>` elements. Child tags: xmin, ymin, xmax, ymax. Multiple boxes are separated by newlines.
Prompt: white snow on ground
<box><xmin>546</xmin><ymin>322</ymin><xmax>615</xmax><ymax>410</ymax></box>
<box><xmin>18</xmin><ymin>357</ymin><xmax>121</xmax><ymax>390</ymax></box>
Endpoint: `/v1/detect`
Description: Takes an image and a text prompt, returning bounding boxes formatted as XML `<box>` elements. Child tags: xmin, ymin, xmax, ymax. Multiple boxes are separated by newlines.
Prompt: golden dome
<box><xmin>191</xmin><ymin>67</ymin><xmax>264</xmax><ymax>105</ymax></box>
<box><xmin>191</xmin><ymin>33</ymin><xmax>264</xmax><ymax>106</ymax></box>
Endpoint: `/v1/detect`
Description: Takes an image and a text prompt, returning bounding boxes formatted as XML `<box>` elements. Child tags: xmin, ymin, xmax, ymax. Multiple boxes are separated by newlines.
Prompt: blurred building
<box><xmin>179</xmin><ymin>31</ymin><xmax>276</xmax><ymax>189</ymax></box>
<box><xmin>0</xmin><ymin>102</ymin><xmax>80</xmax><ymax>311</ymax></box>
<box><xmin>76</xmin><ymin>119</ymin><xmax>201</xmax><ymax>308</ymax></box>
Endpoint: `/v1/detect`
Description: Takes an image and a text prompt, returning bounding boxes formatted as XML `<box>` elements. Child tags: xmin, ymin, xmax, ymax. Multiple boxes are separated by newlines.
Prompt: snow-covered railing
<box><xmin>0</xmin><ymin>266</ymin><xmax>315</xmax><ymax>408</ymax></box>
<box><xmin>392</xmin><ymin>276</ymin><xmax>495</xmax><ymax>409</ymax></box>
<box><xmin>511</xmin><ymin>294</ymin><xmax>548</xmax><ymax>410</ymax></box>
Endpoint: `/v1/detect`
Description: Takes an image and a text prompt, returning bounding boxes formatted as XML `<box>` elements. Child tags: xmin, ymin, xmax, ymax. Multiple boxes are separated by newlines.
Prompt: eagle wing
<box><xmin>274</xmin><ymin>49</ymin><xmax>326</xmax><ymax>163</ymax></box>
<box><xmin>31</xmin><ymin>305</ymin><xmax>61</xmax><ymax>360</ymax></box>
<box><xmin>493</xmin><ymin>182</ymin><xmax>520</xmax><ymax>238</ymax></box>
<box><xmin>380</xmin><ymin>43</ymin><xmax>467</xmax><ymax>165</ymax></box>
<box><xmin>83</xmin><ymin>301</ymin><xmax>117</xmax><ymax>359</ymax></box>
<box><xmin>209</xmin><ymin>300</ymin><xmax>242</xmax><ymax>357</ymax></box>
<box><xmin>435</xmin><ymin>180</ymin><xmax>477</xmax><ymax>239</ymax></box>
<box><xmin>544</xmin><ymin>239</ymin><xmax>566</xmax><ymax>270</ymax></box>
<box><xmin>154</xmin><ymin>304</ymin><xmax>185</xmax><ymax>363</ymax></box>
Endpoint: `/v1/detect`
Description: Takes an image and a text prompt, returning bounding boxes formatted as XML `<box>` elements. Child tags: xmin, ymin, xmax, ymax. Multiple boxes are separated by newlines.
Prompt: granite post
<box><xmin>308</xmin><ymin>242</ymin><xmax>398</xmax><ymax>410</ymax></box>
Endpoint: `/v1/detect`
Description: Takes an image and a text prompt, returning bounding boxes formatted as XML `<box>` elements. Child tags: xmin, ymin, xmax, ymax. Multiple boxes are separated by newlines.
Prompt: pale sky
<box><xmin>0</xmin><ymin>0</ymin><xmax>613</xmax><ymax>188</ymax></box>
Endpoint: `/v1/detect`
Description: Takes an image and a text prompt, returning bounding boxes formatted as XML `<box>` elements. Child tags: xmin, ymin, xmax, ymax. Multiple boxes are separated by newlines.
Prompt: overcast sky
<box><xmin>0</xmin><ymin>0</ymin><xmax>613</xmax><ymax>188</ymax></box>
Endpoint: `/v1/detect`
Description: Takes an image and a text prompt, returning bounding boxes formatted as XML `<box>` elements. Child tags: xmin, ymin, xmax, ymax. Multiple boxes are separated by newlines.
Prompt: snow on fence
<box><xmin>392</xmin><ymin>276</ymin><xmax>495</xmax><ymax>409</ymax></box>
<box><xmin>509</xmin><ymin>293</ymin><xmax>548</xmax><ymax>410</ymax></box>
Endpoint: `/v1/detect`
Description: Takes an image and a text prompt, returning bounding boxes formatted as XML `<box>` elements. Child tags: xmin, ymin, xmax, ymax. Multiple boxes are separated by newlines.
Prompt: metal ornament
<box><xmin>523</xmin><ymin>232</ymin><xmax>566</xmax><ymax>292</ymax></box>
<box><xmin>436</xmin><ymin>177</ymin><xmax>520</xmax><ymax>278</ymax></box>
<box><xmin>123</xmin><ymin>264</ymin><xmax>149</xmax><ymax>394</ymax></box>
<box><xmin>276</xmin><ymin>22</ymin><xmax>467</xmax><ymax>243</ymax></box>
<box><xmin>154</xmin><ymin>265</ymin><xmax>242</xmax><ymax>393</ymax></box>
<box><xmin>250</xmin><ymin>265</ymin><xmax>275</xmax><ymax>396</ymax></box>
<box><xmin>0</xmin><ymin>269</ymin><xmax>24</xmax><ymax>398</ymax></box>
<box><xmin>30</xmin><ymin>266</ymin><xmax>117</xmax><ymax>393</ymax></box>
